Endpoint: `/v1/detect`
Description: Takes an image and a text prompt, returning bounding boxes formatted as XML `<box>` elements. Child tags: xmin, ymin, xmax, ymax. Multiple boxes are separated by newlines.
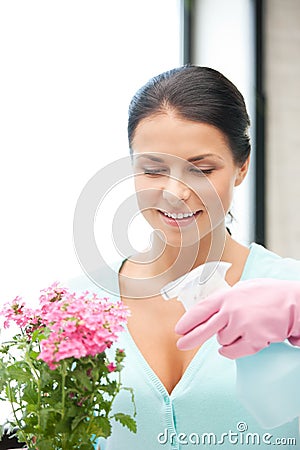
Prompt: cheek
<box><xmin>210</xmin><ymin>180</ymin><xmax>235</xmax><ymax>221</ymax></box>
<box><xmin>217</xmin><ymin>178</ymin><xmax>235</xmax><ymax>207</ymax></box>
<box><xmin>192</xmin><ymin>177</ymin><xmax>234</xmax><ymax>225</ymax></box>
<box><xmin>134</xmin><ymin>178</ymin><xmax>162</xmax><ymax>212</ymax></box>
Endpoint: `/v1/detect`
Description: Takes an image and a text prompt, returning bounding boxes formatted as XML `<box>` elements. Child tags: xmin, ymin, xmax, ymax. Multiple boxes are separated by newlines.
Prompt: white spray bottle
<box><xmin>161</xmin><ymin>262</ymin><xmax>300</xmax><ymax>429</ymax></box>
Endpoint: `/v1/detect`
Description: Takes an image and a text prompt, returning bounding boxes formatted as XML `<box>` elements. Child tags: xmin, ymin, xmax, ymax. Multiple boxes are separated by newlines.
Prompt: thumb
<box><xmin>175</xmin><ymin>288</ymin><xmax>228</xmax><ymax>335</ymax></box>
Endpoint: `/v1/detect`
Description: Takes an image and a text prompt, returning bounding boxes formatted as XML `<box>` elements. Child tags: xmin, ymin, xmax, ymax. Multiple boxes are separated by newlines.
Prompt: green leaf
<box><xmin>55</xmin><ymin>417</ymin><xmax>71</xmax><ymax>433</ymax></box>
<box><xmin>78</xmin><ymin>444</ymin><xmax>94</xmax><ymax>450</ymax></box>
<box><xmin>114</xmin><ymin>413</ymin><xmax>137</xmax><ymax>433</ymax></box>
<box><xmin>34</xmin><ymin>438</ymin><xmax>55</xmax><ymax>450</ymax></box>
<box><xmin>122</xmin><ymin>386</ymin><xmax>137</xmax><ymax>416</ymax></box>
<box><xmin>40</xmin><ymin>408</ymin><xmax>50</xmax><ymax>431</ymax></box>
<box><xmin>95</xmin><ymin>399</ymin><xmax>111</xmax><ymax>415</ymax></box>
<box><xmin>22</xmin><ymin>385</ymin><xmax>38</xmax><ymax>404</ymax></box>
<box><xmin>93</xmin><ymin>416</ymin><xmax>111</xmax><ymax>437</ymax></box>
<box><xmin>71</xmin><ymin>414</ymin><xmax>86</xmax><ymax>431</ymax></box>
<box><xmin>98</xmin><ymin>380</ymin><xmax>117</xmax><ymax>396</ymax></box>
<box><xmin>40</xmin><ymin>368</ymin><xmax>52</xmax><ymax>386</ymax></box>
<box><xmin>65</xmin><ymin>404</ymin><xmax>82</xmax><ymax>418</ymax></box>
<box><xmin>6</xmin><ymin>364</ymin><xmax>32</xmax><ymax>383</ymax></box>
<box><xmin>31</xmin><ymin>328</ymin><xmax>47</xmax><ymax>342</ymax></box>
<box><xmin>75</xmin><ymin>371</ymin><xmax>93</xmax><ymax>392</ymax></box>
<box><xmin>29</xmin><ymin>350</ymin><xmax>40</xmax><ymax>360</ymax></box>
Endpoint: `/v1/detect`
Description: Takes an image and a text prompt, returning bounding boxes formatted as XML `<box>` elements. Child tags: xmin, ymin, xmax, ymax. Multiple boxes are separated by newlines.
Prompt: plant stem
<box><xmin>25</xmin><ymin>345</ymin><xmax>40</xmax><ymax>382</ymax></box>
<box><xmin>7</xmin><ymin>382</ymin><xmax>29</xmax><ymax>447</ymax></box>
<box><xmin>61</xmin><ymin>360</ymin><xmax>66</xmax><ymax>418</ymax></box>
<box><xmin>25</xmin><ymin>342</ymin><xmax>42</xmax><ymax>430</ymax></box>
<box><xmin>36</xmin><ymin>370</ymin><xmax>42</xmax><ymax>430</ymax></box>
<box><xmin>61</xmin><ymin>360</ymin><xmax>68</xmax><ymax>450</ymax></box>
<box><xmin>107</xmin><ymin>371</ymin><xmax>122</xmax><ymax>421</ymax></box>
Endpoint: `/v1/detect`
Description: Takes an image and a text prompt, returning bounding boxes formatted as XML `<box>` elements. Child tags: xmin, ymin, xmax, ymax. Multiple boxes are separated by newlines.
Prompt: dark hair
<box><xmin>128</xmin><ymin>65</ymin><xmax>251</xmax><ymax>166</ymax></box>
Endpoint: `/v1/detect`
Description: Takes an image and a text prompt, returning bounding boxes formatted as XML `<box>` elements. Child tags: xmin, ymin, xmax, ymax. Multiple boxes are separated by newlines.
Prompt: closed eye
<box><xmin>143</xmin><ymin>168</ymin><xmax>168</xmax><ymax>176</ymax></box>
<box><xmin>190</xmin><ymin>167</ymin><xmax>214</xmax><ymax>175</ymax></box>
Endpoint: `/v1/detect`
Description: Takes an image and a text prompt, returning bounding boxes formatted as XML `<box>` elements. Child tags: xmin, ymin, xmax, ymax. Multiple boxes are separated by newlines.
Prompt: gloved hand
<box><xmin>175</xmin><ymin>278</ymin><xmax>300</xmax><ymax>359</ymax></box>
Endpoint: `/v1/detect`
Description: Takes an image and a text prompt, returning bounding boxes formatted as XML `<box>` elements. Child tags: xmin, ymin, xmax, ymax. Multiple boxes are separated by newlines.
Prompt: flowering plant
<box><xmin>0</xmin><ymin>283</ymin><xmax>136</xmax><ymax>450</ymax></box>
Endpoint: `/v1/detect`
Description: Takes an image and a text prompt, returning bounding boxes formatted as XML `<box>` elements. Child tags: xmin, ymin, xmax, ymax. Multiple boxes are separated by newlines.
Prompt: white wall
<box><xmin>0</xmin><ymin>0</ymin><xmax>181</xmax><ymax>303</ymax></box>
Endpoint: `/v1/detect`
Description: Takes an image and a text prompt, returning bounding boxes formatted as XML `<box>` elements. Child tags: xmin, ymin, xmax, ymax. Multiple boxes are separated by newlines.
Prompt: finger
<box><xmin>217</xmin><ymin>325</ymin><xmax>243</xmax><ymax>347</ymax></box>
<box><xmin>175</xmin><ymin>289</ymin><xmax>227</xmax><ymax>335</ymax></box>
<box><xmin>176</xmin><ymin>312</ymin><xmax>227</xmax><ymax>350</ymax></box>
<box><xmin>218</xmin><ymin>340</ymin><xmax>264</xmax><ymax>359</ymax></box>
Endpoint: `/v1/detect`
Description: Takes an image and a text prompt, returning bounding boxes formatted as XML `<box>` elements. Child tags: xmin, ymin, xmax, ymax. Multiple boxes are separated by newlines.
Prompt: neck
<box><xmin>120</xmin><ymin>224</ymin><xmax>250</xmax><ymax>298</ymax></box>
<box><xmin>134</xmin><ymin>222</ymin><xmax>229</xmax><ymax>281</ymax></box>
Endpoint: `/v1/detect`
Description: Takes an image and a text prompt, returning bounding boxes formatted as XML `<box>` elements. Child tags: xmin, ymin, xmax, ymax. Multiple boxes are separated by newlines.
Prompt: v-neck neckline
<box><xmin>124</xmin><ymin>317</ymin><xmax>216</xmax><ymax>398</ymax></box>
<box><xmin>114</xmin><ymin>243</ymin><xmax>257</xmax><ymax>398</ymax></box>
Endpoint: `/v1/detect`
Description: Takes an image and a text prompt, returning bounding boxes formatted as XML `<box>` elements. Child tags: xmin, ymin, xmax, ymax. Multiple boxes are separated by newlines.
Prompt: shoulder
<box><xmin>242</xmin><ymin>242</ymin><xmax>300</xmax><ymax>281</ymax></box>
<box><xmin>66</xmin><ymin>258</ymin><xmax>126</xmax><ymax>301</ymax></box>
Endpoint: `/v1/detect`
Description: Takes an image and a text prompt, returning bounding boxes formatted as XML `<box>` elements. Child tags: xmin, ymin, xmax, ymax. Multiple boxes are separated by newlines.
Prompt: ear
<box><xmin>234</xmin><ymin>155</ymin><xmax>250</xmax><ymax>187</ymax></box>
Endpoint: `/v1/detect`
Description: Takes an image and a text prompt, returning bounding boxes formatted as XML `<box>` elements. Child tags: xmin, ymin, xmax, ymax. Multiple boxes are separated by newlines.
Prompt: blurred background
<box><xmin>0</xmin><ymin>0</ymin><xmax>300</xmax><ymax>440</ymax></box>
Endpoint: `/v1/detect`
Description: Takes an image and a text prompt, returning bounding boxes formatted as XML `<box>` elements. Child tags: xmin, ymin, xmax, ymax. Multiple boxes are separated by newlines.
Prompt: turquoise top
<box><xmin>69</xmin><ymin>243</ymin><xmax>300</xmax><ymax>449</ymax></box>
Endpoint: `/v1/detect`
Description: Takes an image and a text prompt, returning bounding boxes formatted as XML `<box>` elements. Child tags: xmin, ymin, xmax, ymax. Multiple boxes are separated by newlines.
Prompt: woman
<box><xmin>74</xmin><ymin>65</ymin><xmax>300</xmax><ymax>449</ymax></box>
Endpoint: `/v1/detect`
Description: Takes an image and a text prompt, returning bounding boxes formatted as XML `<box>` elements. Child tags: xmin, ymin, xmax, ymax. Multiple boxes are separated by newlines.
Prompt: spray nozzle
<box><xmin>160</xmin><ymin>261</ymin><xmax>232</xmax><ymax>310</ymax></box>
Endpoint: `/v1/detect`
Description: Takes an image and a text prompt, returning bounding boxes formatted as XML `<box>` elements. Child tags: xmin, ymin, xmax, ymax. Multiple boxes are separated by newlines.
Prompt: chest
<box><xmin>122</xmin><ymin>294</ymin><xmax>201</xmax><ymax>394</ymax></box>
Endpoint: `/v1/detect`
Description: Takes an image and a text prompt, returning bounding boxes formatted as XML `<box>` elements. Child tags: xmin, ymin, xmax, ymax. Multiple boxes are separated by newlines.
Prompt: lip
<box><xmin>158</xmin><ymin>209</ymin><xmax>203</xmax><ymax>227</ymax></box>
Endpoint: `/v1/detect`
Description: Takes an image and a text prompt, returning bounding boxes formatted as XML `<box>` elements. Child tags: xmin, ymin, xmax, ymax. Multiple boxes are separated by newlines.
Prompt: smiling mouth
<box><xmin>160</xmin><ymin>210</ymin><xmax>201</xmax><ymax>219</ymax></box>
<box><xmin>157</xmin><ymin>209</ymin><xmax>203</xmax><ymax>225</ymax></box>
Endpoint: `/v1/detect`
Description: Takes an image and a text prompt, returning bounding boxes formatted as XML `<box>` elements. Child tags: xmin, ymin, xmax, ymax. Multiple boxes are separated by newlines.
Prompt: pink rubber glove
<box><xmin>175</xmin><ymin>278</ymin><xmax>300</xmax><ymax>359</ymax></box>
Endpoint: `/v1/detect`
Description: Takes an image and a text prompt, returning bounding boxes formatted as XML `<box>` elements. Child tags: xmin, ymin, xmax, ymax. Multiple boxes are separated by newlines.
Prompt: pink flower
<box><xmin>37</xmin><ymin>288</ymin><xmax>129</xmax><ymax>368</ymax></box>
<box><xmin>1</xmin><ymin>297</ymin><xmax>35</xmax><ymax>329</ymax></box>
<box><xmin>107</xmin><ymin>362</ymin><xmax>117</xmax><ymax>372</ymax></box>
<box><xmin>39</xmin><ymin>282</ymin><xmax>68</xmax><ymax>307</ymax></box>
<box><xmin>1</xmin><ymin>284</ymin><xmax>130</xmax><ymax>369</ymax></box>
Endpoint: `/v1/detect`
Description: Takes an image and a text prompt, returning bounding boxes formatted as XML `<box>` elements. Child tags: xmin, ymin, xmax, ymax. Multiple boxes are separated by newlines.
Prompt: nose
<box><xmin>162</xmin><ymin>176</ymin><xmax>191</xmax><ymax>206</ymax></box>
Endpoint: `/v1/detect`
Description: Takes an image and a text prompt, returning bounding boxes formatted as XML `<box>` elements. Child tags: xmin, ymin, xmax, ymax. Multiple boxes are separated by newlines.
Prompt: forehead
<box><xmin>131</xmin><ymin>114</ymin><xmax>233</xmax><ymax>162</ymax></box>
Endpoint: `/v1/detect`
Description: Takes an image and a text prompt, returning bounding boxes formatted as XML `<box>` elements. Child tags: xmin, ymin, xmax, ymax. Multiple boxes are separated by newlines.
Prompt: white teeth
<box><xmin>163</xmin><ymin>211</ymin><xmax>196</xmax><ymax>219</ymax></box>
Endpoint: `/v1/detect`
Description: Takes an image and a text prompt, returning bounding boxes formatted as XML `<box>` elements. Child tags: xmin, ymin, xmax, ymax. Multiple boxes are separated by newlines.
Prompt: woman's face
<box><xmin>131</xmin><ymin>114</ymin><xmax>248</xmax><ymax>247</ymax></box>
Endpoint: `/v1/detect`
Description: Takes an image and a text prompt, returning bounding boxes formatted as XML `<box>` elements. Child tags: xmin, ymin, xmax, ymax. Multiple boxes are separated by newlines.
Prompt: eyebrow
<box><xmin>134</xmin><ymin>154</ymin><xmax>164</xmax><ymax>162</ymax></box>
<box><xmin>188</xmin><ymin>154</ymin><xmax>224</xmax><ymax>162</ymax></box>
<box><xmin>134</xmin><ymin>153</ymin><xmax>224</xmax><ymax>162</ymax></box>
